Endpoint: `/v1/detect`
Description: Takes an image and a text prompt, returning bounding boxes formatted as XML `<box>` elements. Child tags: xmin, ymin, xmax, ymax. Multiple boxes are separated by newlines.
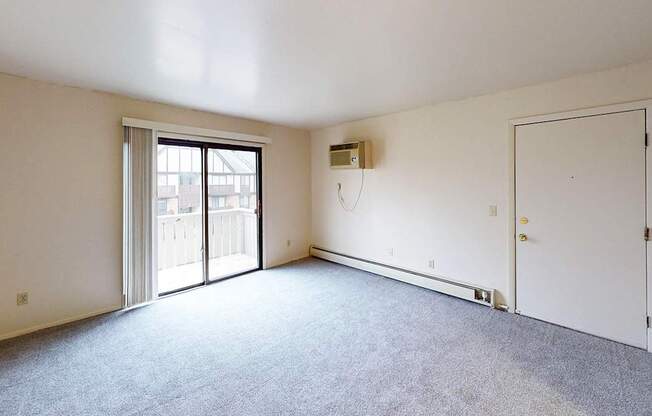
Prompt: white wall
<box><xmin>0</xmin><ymin>73</ymin><xmax>311</xmax><ymax>339</ymax></box>
<box><xmin>310</xmin><ymin>60</ymin><xmax>652</xmax><ymax>307</ymax></box>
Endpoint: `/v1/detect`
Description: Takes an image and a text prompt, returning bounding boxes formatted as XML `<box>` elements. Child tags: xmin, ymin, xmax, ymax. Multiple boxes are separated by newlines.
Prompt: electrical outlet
<box><xmin>16</xmin><ymin>292</ymin><xmax>28</xmax><ymax>306</ymax></box>
<box><xmin>428</xmin><ymin>259</ymin><xmax>436</xmax><ymax>269</ymax></box>
<box><xmin>386</xmin><ymin>248</ymin><xmax>394</xmax><ymax>257</ymax></box>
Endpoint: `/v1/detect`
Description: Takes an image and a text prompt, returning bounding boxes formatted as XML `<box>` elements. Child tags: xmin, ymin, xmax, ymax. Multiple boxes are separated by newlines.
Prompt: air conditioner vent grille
<box><xmin>330</xmin><ymin>143</ymin><xmax>359</xmax><ymax>151</ymax></box>
<box><xmin>329</xmin><ymin>141</ymin><xmax>370</xmax><ymax>169</ymax></box>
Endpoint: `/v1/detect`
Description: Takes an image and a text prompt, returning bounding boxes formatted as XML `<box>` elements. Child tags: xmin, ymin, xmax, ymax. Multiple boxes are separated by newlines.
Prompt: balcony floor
<box><xmin>158</xmin><ymin>254</ymin><xmax>258</xmax><ymax>294</ymax></box>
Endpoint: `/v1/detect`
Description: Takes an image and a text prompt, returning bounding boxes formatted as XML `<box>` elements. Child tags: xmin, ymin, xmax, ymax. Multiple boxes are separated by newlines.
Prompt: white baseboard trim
<box><xmin>310</xmin><ymin>246</ymin><xmax>495</xmax><ymax>307</ymax></box>
<box><xmin>0</xmin><ymin>305</ymin><xmax>122</xmax><ymax>342</ymax></box>
<box><xmin>264</xmin><ymin>253</ymin><xmax>310</xmax><ymax>269</ymax></box>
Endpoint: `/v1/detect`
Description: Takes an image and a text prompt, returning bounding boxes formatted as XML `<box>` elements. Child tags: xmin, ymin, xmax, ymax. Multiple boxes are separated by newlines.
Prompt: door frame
<box><xmin>507</xmin><ymin>99</ymin><xmax>652</xmax><ymax>352</ymax></box>
<box><xmin>155</xmin><ymin>135</ymin><xmax>264</xmax><ymax>296</ymax></box>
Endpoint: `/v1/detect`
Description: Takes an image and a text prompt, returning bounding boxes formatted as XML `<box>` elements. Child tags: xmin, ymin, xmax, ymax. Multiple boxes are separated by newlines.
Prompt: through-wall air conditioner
<box><xmin>329</xmin><ymin>141</ymin><xmax>371</xmax><ymax>169</ymax></box>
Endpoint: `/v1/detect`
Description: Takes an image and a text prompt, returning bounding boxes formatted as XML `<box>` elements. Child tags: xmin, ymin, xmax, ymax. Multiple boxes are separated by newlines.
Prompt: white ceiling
<box><xmin>1</xmin><ymin>1</ymin><xmax>652</xmax><ymax>129</ymax></box>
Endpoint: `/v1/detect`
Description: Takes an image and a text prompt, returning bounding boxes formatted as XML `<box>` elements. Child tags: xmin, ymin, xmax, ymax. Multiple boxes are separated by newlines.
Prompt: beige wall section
<box><xmin>0</xmin><ymin>73</ymin><xmax>311</xmax><ymax>339</ymax></box>
<box><xmin>263</xmin><ymin>124</ymin><xmax>312</xmax><ymax>267</ymax></box>
<box><xmin>310</xmin><ymin>59</ymin><xmax>652</xmax><ymax>307</ymax></box>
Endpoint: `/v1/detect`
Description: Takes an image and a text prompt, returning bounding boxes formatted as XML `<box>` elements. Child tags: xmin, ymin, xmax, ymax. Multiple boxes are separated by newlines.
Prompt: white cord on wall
<box><xmin>337</xmin><ymin>169</ymin><xmax>365</xmax><ymax>212</ymax></box>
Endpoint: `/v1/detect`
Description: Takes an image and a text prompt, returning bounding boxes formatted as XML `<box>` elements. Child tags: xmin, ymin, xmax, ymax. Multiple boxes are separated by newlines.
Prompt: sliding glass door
<box><xmin>156</xmin><ymin>139</ymin><xmax>262</xmax><ymax>295</ymax></box>
<box><xmin>207</xmin><ymin>148</ymin><xmax>260</xmax><ymax>281</ymax></box>
<box><xmin>156</xmin><ymin>143</ymin><xmax>205</xmax><ymax>294</ymax></box>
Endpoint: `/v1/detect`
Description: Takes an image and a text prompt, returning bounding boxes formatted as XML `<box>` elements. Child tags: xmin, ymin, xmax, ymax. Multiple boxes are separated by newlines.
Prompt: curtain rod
<box><xmin>122</xmin><ymin>117</ymin><xmax>272</xmax><ymax>144</ymax></box>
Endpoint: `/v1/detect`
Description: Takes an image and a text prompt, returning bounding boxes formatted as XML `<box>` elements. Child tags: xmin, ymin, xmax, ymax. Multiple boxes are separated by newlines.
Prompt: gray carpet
<box><xmin>1</xmin><ymin>258</ymin><xmax>651</xmax><ymax>416</ymax></box>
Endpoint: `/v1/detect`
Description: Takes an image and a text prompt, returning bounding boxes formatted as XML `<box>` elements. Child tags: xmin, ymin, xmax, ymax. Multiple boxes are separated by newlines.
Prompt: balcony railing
<box><xmin>157</xmin><ymin>208</ymin><xmax>257</xmax><ymax>271</ymax></box>
<box><xmin>208</xmin><ymin>184</ymin><xmax>235</xmax><ymax>195</ymax></box>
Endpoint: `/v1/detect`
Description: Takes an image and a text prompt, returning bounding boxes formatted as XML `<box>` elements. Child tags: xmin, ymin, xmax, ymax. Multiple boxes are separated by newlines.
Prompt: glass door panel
<box><xmin>207</xmin><ymin>148</ymin><xmax>259</xmax><ymax>281</ymax></box>
<box><xmin>156</xmin><ymin>143</ymin><xmax>205</xmax><ymax>294</ymax></box>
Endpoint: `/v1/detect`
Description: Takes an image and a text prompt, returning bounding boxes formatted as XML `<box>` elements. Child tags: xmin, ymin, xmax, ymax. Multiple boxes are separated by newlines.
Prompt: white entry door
<box><xmin>515</xmin><ymin>110</ymin><xmax>647</xmax><ymax>348</ymax></box>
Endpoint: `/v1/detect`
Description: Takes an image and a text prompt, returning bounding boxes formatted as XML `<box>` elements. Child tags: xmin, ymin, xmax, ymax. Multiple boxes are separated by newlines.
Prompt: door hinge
<box><xmin>648</xmin><ymin>316</ymin><xmax>652</xmax><ymax>329</ymax></box>
<box><xmin>645</xmin><ymin>227</ymin><xmax>650</xmax><ymax>241</ymax></box>
<box><xmin>646</xmin><ymin>133</ymin><xmax>649</xmax><ymax>147</ymax></box>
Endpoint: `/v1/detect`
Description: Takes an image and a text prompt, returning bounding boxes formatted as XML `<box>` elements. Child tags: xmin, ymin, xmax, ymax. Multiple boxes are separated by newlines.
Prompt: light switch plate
<box><xmin>489</xmin><ymin>205</ymin><xmax>497</xmax><ymax>216</ymax></box>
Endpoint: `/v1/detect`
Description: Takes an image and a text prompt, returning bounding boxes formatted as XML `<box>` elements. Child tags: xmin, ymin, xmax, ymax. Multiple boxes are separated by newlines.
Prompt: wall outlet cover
<box><xmin>17</xmin><ymin>292</ymin><xmax>28</xmax><ymax>306</ymax></box>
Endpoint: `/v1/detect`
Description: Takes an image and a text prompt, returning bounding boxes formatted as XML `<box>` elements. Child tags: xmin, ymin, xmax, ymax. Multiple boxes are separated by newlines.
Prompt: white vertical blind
<box><xmin>123</xmin><ymin>126</ymin><xmax>156</xmax><ymax>307</ymax></box>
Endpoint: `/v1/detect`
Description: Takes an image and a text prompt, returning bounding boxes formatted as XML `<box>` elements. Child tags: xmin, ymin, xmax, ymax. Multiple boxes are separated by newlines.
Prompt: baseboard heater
<box><xmin>310</xmin><ymin>246</ymin><xmax>495</xmax><ymax>307</ymax></box>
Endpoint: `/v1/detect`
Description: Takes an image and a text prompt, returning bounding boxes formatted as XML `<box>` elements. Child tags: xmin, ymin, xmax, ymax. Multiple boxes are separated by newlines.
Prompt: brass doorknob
<box><xmin>518</xmin><ymin>233</ymin><xmax>528</xmax><ymax>242</ymax></box>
